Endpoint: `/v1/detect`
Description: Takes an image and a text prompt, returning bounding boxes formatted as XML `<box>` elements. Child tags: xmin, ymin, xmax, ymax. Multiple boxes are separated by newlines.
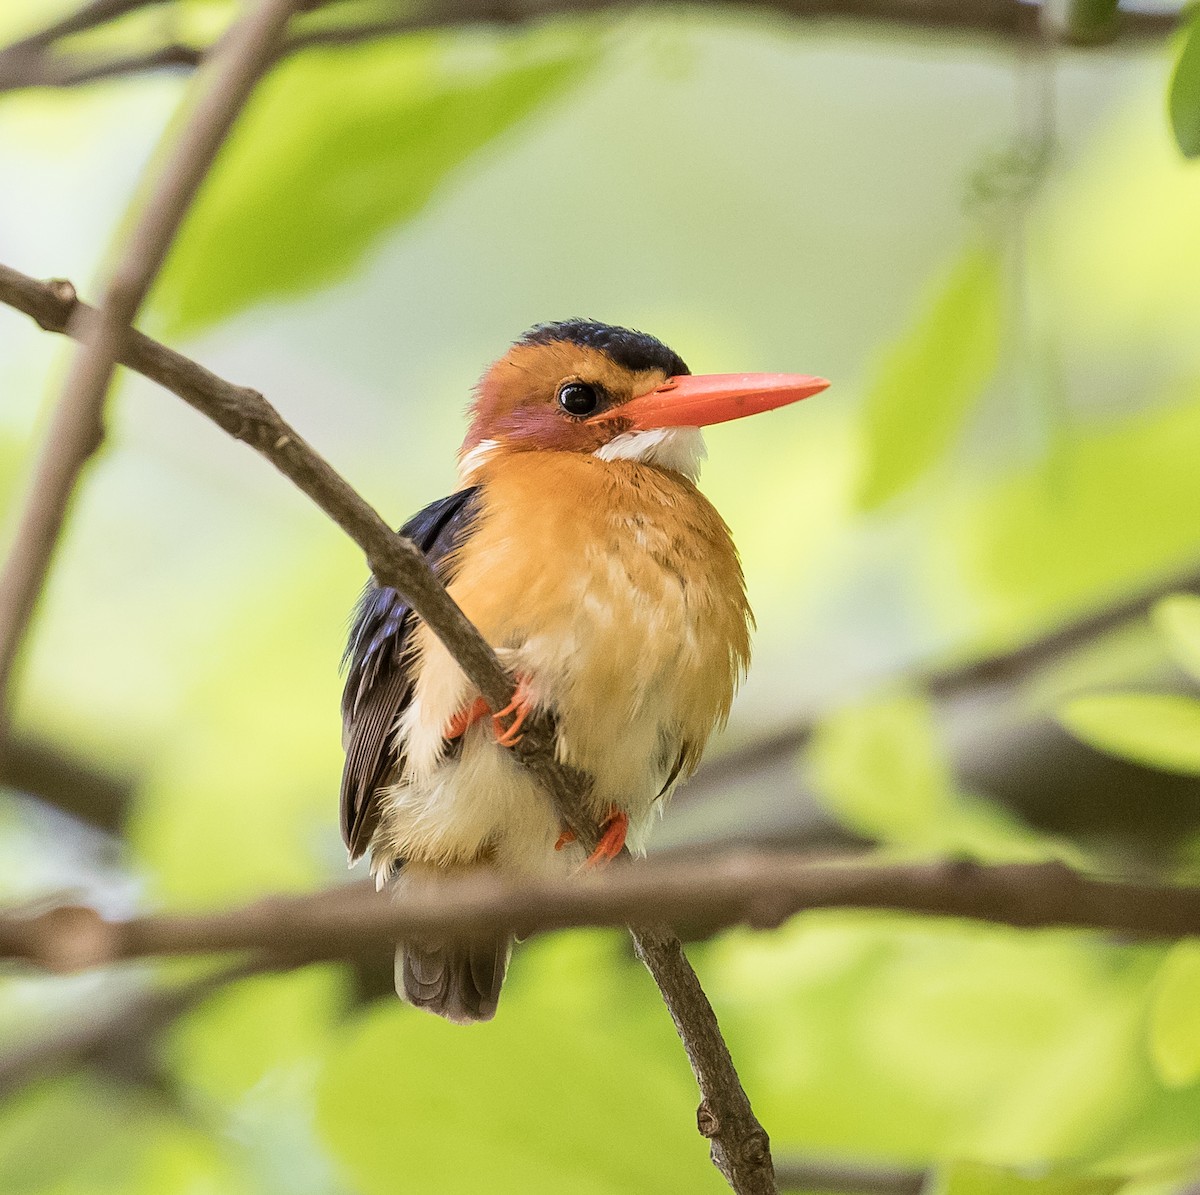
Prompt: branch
<box><xmin>0</xmin><ymin>262</ymin><xmax>772</xmax><ymax>1193</ymax></box>
<box><xmin>634</xmin><ymin>924</ymin><xmax>773</xmax><ymax>1187</ymax></box>
<box><xmin>7</xmin><ymin>854</ymin><xmax>1200</xmax><ymax>972</ymax></box>
<box><xmin>774</xmin><ymin>1158</ymin><xmax>927</xmax><ymax>1195</ymax></box>
<box><xmin>0</xmin><ymin>0</ymin><xmax>1180</xmax><ymax>94</ymax></box>
<box><xmin>0</xmin><ymin>734</ymin><xmax>133</xmax><ymax>830</ymax></box>
<box><xmin>0</xmin><ymin>0</ymin><xmax>300</xmax><ymax>729</ymax></box>
<box><xmin>0</xmin><ymin>42</ymin><xmax>203</xmax><ymax>90</ymax></box>
<box><xmin>2</xmin><ymin>0</ymin><xmax>171</xmax><ymax>55</ymax></box>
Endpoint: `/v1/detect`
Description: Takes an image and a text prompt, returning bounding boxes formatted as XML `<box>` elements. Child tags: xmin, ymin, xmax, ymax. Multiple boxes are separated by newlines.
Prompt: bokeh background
<box><xmin>3</xmin><ymin>0</ymin><xmax>1200</xmax><ymax>1190</ymax></box>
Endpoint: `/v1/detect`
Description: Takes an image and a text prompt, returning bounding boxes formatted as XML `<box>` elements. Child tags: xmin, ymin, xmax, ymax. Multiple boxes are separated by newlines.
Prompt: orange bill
<box><xmin>593</xmin><ymin>373</ymin><xmax>830</xmax><ymax>430</ymax></box>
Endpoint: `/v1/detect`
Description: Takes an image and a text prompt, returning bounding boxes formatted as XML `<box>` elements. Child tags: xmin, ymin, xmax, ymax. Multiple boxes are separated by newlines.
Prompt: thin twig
<box><xmin>0</xmin><ymin>0</ymin><xmax>300</xmax><ymax>732</ymax></box>
<box><xmin>0</xmin><ymin>260</ymin><xmax>770</xmax><ymax>1192</ymax></box>
<box><xmin>0</xmin><ymin>42</ymin><xmax>203</xmax><ymax>90</ymax></box>
<box><xmin>634</xmin><ymin>924</ymin><xmax>774</xmax><ymax>1190</ymax></box>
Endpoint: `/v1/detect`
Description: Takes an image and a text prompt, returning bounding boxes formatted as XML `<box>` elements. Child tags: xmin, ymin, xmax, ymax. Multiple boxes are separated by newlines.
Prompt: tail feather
<box><xmin>398</xmin><ymin>937</ymin><xmax>511</xmax><ymax>1023</ymax></box>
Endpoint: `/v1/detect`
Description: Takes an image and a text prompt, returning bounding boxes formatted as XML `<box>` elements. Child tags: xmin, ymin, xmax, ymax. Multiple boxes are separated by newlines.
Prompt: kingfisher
<box><xmin>340</xmin><ymin>320</ymin><xmax>827</xmax><ymax>1023</ymax></box>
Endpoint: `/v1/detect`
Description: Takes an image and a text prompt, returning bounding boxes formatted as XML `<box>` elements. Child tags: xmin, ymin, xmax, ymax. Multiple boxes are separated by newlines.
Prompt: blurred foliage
<box><xmin>1059</xmin><ymin>692</ymin><xmax>1200</xmax><ymax>775</ymax></box>
<box><xmin>856</xmin><ymin>242</ymin><xmax>1003</xmax><ymax>510</ymax></box>
<box><xmin>317</xmin><ymin>934</ymin><xmax>722</xmax><ymax>1194</ymax></box>
<box><xmin>153</xmin><ymin>30</ymin><xmax>596</xmax><ymax>335</ymax></box>
<box><xmin>808</xmin><ymin>691</ymin><xmax>1088</xmax><ymax>864</ymax></box>
<box><xmin>1149</xmin><ymin>941</ymin><xmax>1200</xmax><ymax>1089</ymax></box>
<box><xmin>0</xmin><ymin>1075</ymin><xmax>252</xmax><ymax>1194</ymax></box>
<box><xmin>1154</xmin><ymin>595</ymin><xmax>1200</xmax><ymax>684</ymax></box>
<box><xmin>935</xmin><ymin>1163</ymin><xmax>1121</xmax><ymax>1195</ymax></box>
<box><xmin>4</xmin><ymin>1</ymin><xmax>1200</xmax><ymax>1193</ymax></box>
<box><xmin>1169</xmin><ymin>14</ymin><xmax>1200</xmax><ymax>157</ymax></box>
<box><xmin>1058</xmin><ymin>594</ymin><xmax>1200</xmax><ymax>775</ymax></box>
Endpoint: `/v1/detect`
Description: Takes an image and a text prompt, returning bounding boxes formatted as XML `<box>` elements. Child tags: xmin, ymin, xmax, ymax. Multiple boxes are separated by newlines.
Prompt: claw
<box><xmin>582</xmin><ymin>809</ymin><xmax>628</xmax><ymax>869</ymax></box>
<box><xmin>492</xmin><ymin>677</ymin><xmax>532</xmax><ymax>748</ymax></box>
<box><xmin>445</xmin><ymin>696</ymin><xmax>490</xmax><ymax>741</ymax></box>
<box><xmin>443</xmin><ymin>677</ymin><xmax>532</xmax><ymax>746</ymax></box>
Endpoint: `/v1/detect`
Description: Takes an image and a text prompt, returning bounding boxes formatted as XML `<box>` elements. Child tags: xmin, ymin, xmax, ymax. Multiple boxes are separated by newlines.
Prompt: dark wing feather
<box><xmin>340</xmin><ymin>487</ymin><xmax>482</xmax><ymax>860</ymax></box>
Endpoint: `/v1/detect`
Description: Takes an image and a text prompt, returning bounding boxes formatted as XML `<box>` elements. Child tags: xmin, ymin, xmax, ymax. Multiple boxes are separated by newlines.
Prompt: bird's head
<box><xmin>459</xmin><ymin>319</ymin><xmax>828</xmax><ymax>480</ymax></box>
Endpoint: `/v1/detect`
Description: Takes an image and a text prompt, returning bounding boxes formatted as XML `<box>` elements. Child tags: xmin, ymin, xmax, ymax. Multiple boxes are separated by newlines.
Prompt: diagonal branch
<box><xmin>0</xmin><ymin>261</ymin><xmax>773</xmax><ymax>1193</ymax></box>
<box><xmin>0</xmin><ymin>0</ymin><xmax>301</xmax><ymax>733</ymax></box>
<box><xmin>0</xmin><ymin>262</ymin><xmax>587</xmax><ymax>832</ymax></box>
<box><xmin>2</xmin><ymin>0</ymin><xmax>171</xmax><ymax>55</ymax></box>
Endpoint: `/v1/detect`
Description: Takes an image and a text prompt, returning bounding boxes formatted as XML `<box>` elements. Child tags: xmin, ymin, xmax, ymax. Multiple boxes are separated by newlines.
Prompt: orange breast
<box><xmin>438</xmin><ymin>451</ymin><xmax>752</xmax><ymax>798</ymax></box>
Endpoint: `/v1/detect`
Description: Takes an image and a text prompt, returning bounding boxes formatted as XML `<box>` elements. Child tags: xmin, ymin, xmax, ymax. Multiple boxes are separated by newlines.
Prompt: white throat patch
<box><xmin>593</xmin><ymin>427</ymin><xmax>707</xmax><ymax>480</ymax></box>
<box><xmin>458</xmin><ymin>438</ymin><xmax>500</xmax><ymax>480</ymax></box>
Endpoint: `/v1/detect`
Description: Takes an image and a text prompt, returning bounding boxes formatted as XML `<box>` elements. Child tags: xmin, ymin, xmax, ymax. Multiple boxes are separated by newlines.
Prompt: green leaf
<box><xmin>1058</xmin><ymin>692</ymin><xmax>1200</xmax><ymax>775</ymax></box>
<box><xmin>1152</xmin><ymin>594</ymin><xmax>1200</xmax><ymax>684</ymax></box>
<box><xmin>153</xmin><ymin>31</ymin><xmax>595</xmax><ymax>334</ymax></box>
<box><xmin>1149</xmin><ymin>940</ymin><xmax>1200</xmax><ymax>1087</ymax></box>
<box><xmin>856</xmin><ymin>242</ymin><xmax>1004</xmax><ymax>509</ymax></box>
<box><xmin>1169</xmin><ymin>15</ymin><xmax>1200</xmax><ymax>159</ymax></box>
<box><xmin>807</xmin><ymin>691</ymin><xmax>954</xmax><ymax>841</ymax></box>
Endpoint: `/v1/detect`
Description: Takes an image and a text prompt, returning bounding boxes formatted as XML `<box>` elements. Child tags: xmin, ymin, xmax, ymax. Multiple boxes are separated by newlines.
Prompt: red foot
<box><xmin>555</xmin><ymin>828</ymin><xmax>577</xmax><ymax>851</ymax></box>
<box><xmin>491</xmin><ymin>677</ymin><xmax>532</xmax><ymax>748</ymax></box>
<box><xmin>583</xmin><ymin>809</ymin><xmax>629</xmax><ymax>869</ymax></box>
<box><xmin>445</xmin><ymin>697</ymin><xmax>489</xmax><ymax>740</ymax></box>
<box><xmin>443</xmin><ymin>678</ymin><xmax>533</xmax><ymax>748</ymax></box>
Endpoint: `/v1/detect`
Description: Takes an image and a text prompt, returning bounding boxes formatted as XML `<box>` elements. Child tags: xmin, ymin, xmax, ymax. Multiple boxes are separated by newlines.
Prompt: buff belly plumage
<box><xmin>368</xmin><ymin>449</ymin><xmax>752</xmax><ymax>885</ymax></box>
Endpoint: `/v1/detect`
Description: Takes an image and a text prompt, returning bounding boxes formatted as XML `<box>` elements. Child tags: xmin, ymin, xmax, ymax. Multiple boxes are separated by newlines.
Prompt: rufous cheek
<box><xmin>491</xmin><ymin>406</ymin><xmax>612</xmax><ymax>453</ymax></box>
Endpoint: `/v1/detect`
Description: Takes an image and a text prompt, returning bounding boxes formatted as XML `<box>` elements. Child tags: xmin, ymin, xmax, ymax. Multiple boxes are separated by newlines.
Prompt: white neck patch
<box><xmin>458</xmin><ymin>438</ymin><xmax>500</xmax><ymax>480</ymax></box>
<box><xmin>594</xmin><ymin>427</ymin><xmax>707</xmax><ymax>481</ymax></box>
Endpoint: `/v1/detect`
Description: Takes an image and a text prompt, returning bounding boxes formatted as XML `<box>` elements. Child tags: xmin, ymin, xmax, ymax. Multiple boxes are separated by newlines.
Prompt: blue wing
<box><xmin>340</xmin><ymin>487</ymin><xmax>481</xmax><ymax>861</ymax></box>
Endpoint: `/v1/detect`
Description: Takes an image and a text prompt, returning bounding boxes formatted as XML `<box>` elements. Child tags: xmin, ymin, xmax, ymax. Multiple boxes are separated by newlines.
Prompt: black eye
<box><xmin>558</xmin><ymin>381</ymin><xmax>600</xmax><ymax>417</ymax></box>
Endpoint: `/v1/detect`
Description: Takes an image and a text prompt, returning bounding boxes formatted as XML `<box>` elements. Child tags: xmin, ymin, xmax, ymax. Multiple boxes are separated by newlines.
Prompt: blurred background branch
<box><xmin>0</xmin><ymin>0</ymin><xmax>1179</xmax><ymax>94</ymax></box>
